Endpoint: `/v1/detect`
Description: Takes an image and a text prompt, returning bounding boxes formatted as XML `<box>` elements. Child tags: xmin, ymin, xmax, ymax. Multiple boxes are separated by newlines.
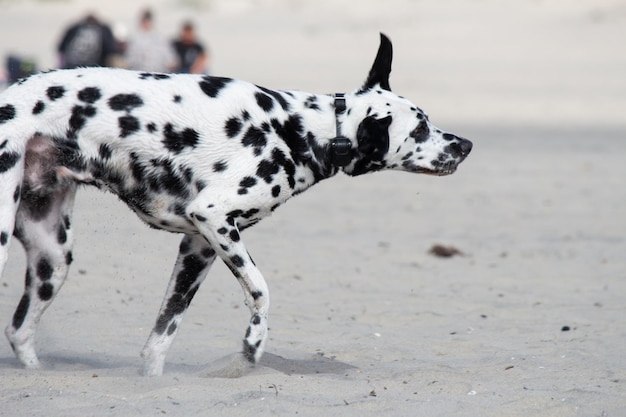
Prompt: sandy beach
<box><xmin>0</xmin><ymin>0</ymin><xmax>625</xmax><ymax>416</ymax></box>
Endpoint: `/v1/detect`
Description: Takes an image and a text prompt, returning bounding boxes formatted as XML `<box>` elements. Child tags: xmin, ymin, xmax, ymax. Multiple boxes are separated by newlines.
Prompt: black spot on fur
<box><xmin>258</xmin><ymin>86</ymin><xmax>290</xmax><ymax>111</ymax></box>
<box><xmin>195</xmin><ymin>214</ymin><xmax>207</xmax><ymax>222</ymax></box>
<box><xmin>65</xmin><ymin>251</ymin><xmax>73</xmax><ymax>265</ymax></box>
<box><xmin>57</xmin><ymin>224</ymin><xmax>67</xmax><ymax>244</ymax></box>
<box><xmin>0</xmin><ymin>151</ymin><xmax>20</xmax><ymax>173</ymax></box>
<box><xmin>154</xmin><ymin>294</ymin><xmax>184</xmax><ymax>334</ymax></box>
<box><xmin>154</xmin><ymin>253</ymin><xmax>206</xmax><ymax>334</ymax></box>
<box><xmin>271</xmin><ymin>148</ymin><xmax>296</xmax><ymax>189</ymax></box>
<box><xmin>179</xmin><ymin>238</ymin><xmax>191</xmax><ymax>254</ymax></box>
<box><xmin>304</xmin><ymin>95</ymin><xmax>320</xmax><ymax>111</ymax></box>
<box><xmin>251</xmin><ymin>314</ymin><xmax>261</xmax><ymax>324</ymax></box>
<box><xmin>77</xmin><ymin>87</ymin><xmax>102</xmax><ymax>103</ymax></box>
<box><xmin>271</xmin><ymin>185</ymin><xmax>281</xmax><ymax>197</ymax></box>
<box><xmin>243</xmin><ymin>340</ymin><xmax>257</xmax><ymax>363</ymax></box>
<box><xmin>230</xmin><ymin>255</ymin><xmax>245</xmax><ymax>268</ymax></box>
<box><xmin>37</xmin><ymin>257</ymin><xmax>53</xmax><ymax>281</ymax></box>
<box><xmin>410</xmin><ymin>121</ymin><xmax>430</xmax><ymax>143</ymax></box>
<box><xmin>139</xmin><ymin>72</ymin><xmax>171</xmax><ymax>80</ymax></box>
<box><xmin>150</xmin><ymin>158</ymin><xmax>191</xmax><ymax>198</ymax></box>
<box><xmin>242</xmin><ymin>208</ymin><xmax>259</xmax><ymax>219</ymax></box>
<box><xmin>131</xmin><ymin>152</ymin><xmax>152</xmax><ymax>181</ymax></box>
<box><xmin>238</xmin><ymin>176</ymin><xmax>257</xmax><ymax>194</ymax></box>
<box><xmin>177</xmin><ymin>254</ymin><xmax>207</xmax><ymax>294</ymax></box>
<box><xmin>199</xmin><ymin>76</ymin><xmax>232</xmax><ymax>98</ymax></box>
<box><xmin>32</xmin><ymin>101</ymin><xmax>45</xmax><ymax>115</ymax></box>
<box><xmin>255</xmin><ymin>92</ymin><xmax>274</xmax><ymax>111</ymax></box>
<box><xmin>241</xmin><ymin>126</ymin><xmax>267</xmax><ymax>156</ymax></box>
<box><xmin>46</xmin><ymin>86</ymin><xmax>65</xmax><ymax>101</ymax></box>
<box><xmin>271</xmin><ymin>115</ymin><xmax>309</xmax><ymax>163</ymax></box>
<box><xmin>13</xmin><ymin>185</ymin><xmax>21</xmax><ymax>203</ymax></box>
<box><xmin>108</xmin><ymin>94</ymin><xmax>144</xmax><ymax>111</ymax></box>
<box><xmin>213</xmin><ymin>160</ymin><xmax>228</xmax><ymax>172</ymax></box>
<box><xmin>217</xmin><ymin>227</ymin><xmax>228</xmax><ymax>235</ymax></box>
<box><xmin>173</xmin><ymin>95</ymin><xmax>182</xmax><ymax>103</ymax></box>
<box><xmin>0</xmin><ymin>139</ymin><xmax>6</xmax><ymax>149</ymax></box>
<box><xmin>0</xmin><ymin>104</ymin><xmax>16</xmax><ymax>123</ymax></box>
<box><xmin>38</xmin><ymin>283</ymin><xmax>54</xmax><ymax>301</ymax></box>
<box><xmin>118</xmin><ymin>115</ymin><xmax>141</xmax><ymax>138</ymax></box>
<box><xmin>146</xmin><ymin>122</ymin><xmax>157</xmax><ymax>133</ymax></box>
<box><xmin>0</xmin><ymin>231</ymin><xmax>8</xmax><ymax>246</ymax></box>
<box><xmin>67</xmin><ymin>105</ymin><xmax>97</xmax><ymax>138</ymax></box>
<box><xmin>229</xmin><ymin>229</ymin><xmax>240</xmax><ymax>242</ymax></box>
<box><xmin>21</xmin><ymin>192</ymin><xmax>53</xmax><ymax>221</ymax></box>
<box><xmin>227</xmin><ymin>209</ymin><xmax>243</xmax><ymax>219</ymax></box>
<box><xmin>12</xmin><ymin>295</ymin><xmax>30</xmax><ymax>329</ymax></box>
<box><xmin>167</xmin><ymin>322</ymin><xmax>177</xmax><ymax>335</ymax></box>
<box><xmin>256</xmin><ymin>159</ymin><xmax>279</xmax><ymax>183</ymax></box>
<box><xmin>163</xmin><ymin>124</ymin><xmax>200</xmax><ymax>153</ymax></box>
<box><xmin>99</xmin><ymin>143</ymin><xmax>112</xmax><ymax>160</ymax></box>
<box><xmin>225</xmin><ymin>117</ymin><xmax>242</xmax><ymax>138</ymax></box>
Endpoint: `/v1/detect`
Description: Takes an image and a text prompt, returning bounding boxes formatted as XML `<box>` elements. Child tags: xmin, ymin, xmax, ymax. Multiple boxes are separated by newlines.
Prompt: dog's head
<box><xmin>340</xmin><ymin>34</ymin><xmax>472</xmax><ymax>176</ymax></box>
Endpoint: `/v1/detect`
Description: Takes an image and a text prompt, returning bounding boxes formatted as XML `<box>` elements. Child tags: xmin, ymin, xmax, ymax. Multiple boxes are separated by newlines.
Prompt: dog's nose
<box><xmin>458</xmin><ymin>138</ymin><xmax>472</xmax><ymax>157</ymax></box>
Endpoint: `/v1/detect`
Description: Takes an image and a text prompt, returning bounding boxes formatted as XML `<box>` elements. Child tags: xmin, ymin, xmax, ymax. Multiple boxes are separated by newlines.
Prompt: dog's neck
<box><xmin>270</xmin><ymin>91</ymin><xmax>347</xmax><ymax>182</ymax></box>
<box><xmin>268</xmin><ymin>89</ymin><xmax>370</xmax><ymax>193</ymax></box>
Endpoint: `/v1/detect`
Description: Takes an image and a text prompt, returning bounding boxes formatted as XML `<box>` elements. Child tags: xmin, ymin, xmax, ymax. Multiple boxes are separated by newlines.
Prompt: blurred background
<box><xmin>1</xmin><ymin>0</ymin><xmax>624</xmax><ymax>129</ymax></box>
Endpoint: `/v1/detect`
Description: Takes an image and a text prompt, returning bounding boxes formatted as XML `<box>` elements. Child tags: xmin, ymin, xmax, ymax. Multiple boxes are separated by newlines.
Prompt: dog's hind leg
<box><xmin>141</xmin><ymin>234</ymin><xmax>216</xmax><ymax>376</ymax></box>
<box><xmin>0</xmin><ymin>147</ymin><xmax>26</xmax><ymax>362</ymax></box>
<box><xmin>5</xmin><ymin>184</ymin><xmax>77</xmax><ymax>368</ymax></box>
<box><xmin>0</xmin><ymin>160</ymin><xmax>23</xmax><ymax>276</ymax></box>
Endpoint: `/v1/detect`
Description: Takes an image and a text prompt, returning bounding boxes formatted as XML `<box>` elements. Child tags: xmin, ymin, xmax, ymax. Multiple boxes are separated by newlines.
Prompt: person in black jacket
<box><xmin>58</xmin><ymin>14</ymin><xmax>118</xmax><ymax>69</ymax></box>
<box><xmin>172</xmin><ymin>21</ymin><xmax>209</xmax><ymax>74</ymax></box>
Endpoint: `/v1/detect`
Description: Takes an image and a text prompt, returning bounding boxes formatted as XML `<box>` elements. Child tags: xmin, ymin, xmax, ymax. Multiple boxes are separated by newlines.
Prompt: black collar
<box><xmin>329</xmin><ymin>93</ymin><xmax>353</xmax><ymax>167</ymax></box>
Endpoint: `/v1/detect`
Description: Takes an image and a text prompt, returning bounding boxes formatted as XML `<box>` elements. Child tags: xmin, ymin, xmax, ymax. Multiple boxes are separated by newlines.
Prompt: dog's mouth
<box><xmin>400</xmin><ymin>162</ymin><xmax>457</xmax><ymax>176</ymax></box>
<box><xmin>419</xmin><ymin>167</ymin><xmax>457</xmax><ymax>176</ymax></box>
<box><xmin>416</xmin><ymin>160</ymin><xmax>460</xmax><ymax>176</ymax></box>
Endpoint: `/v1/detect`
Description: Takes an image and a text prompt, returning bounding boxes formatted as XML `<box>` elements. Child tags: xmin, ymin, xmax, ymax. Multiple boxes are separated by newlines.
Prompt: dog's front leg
<box><xmin>188</xmin><ymin>209</ymin><xmax>270</xmax><ymax>365</ymax></box>
<box><xmin>141</xmin><ymin>234</ymin><xmax>216</xmax><ymax>376</ymax></box>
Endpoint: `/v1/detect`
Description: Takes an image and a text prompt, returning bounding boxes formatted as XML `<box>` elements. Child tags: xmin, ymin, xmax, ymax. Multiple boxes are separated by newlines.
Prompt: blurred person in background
<box><xmin>57</xmin><ymin>13</ymin><xmax>118</xmax><ymax>68</ymax></box>
<box><xmin>125</xmin><ymin>9</ymin><xmax>177</xmax><ymax>73</ymax></box>
<box><xmin>172</xmin><ymin>21</ymin><xmax>209</xmax><ymax>74</ymax></box>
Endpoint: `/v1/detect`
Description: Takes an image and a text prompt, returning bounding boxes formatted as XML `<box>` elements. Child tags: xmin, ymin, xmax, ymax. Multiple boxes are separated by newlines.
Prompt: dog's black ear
<box><xmin>362</xmin><ymin>33</ymin><xmax>393</xmax><ymax>91</ymax></box>
<box><xmin>357</xmin><ymin>115</ymin><xmax>392</xmax><ymax>161</ymax></box>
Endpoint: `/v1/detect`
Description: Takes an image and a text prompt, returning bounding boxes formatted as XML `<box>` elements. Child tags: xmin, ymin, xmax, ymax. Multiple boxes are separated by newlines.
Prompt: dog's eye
<box><xmin>410</xmin><ymin>121</ymin><xmax>430</xmax><ymax>142</ymax></box>
<box><xmin>411</xmin><ymin>122</ymin><xmax>428</xmax><ymax>136</ymax></box>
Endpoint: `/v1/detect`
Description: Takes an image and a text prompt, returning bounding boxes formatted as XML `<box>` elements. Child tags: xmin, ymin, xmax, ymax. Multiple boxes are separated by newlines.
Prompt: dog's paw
<box><xmin>242</xmin><ymin>314</ymin><xmax>267</xmax><ymax>363</ymax></box>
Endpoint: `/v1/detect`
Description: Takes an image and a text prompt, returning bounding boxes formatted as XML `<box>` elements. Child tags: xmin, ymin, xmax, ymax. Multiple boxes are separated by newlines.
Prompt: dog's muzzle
<box><xmin>421</xmin><ymin>136</ymin><xmax>473</xmax><ymax>176</ymax></box>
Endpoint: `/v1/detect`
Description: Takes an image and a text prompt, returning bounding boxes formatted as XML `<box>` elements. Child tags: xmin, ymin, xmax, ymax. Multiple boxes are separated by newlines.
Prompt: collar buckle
<box><xmin>330</xmin><ymin>93</ymin><xmax>352</xmax><ymax>167</ymax></box>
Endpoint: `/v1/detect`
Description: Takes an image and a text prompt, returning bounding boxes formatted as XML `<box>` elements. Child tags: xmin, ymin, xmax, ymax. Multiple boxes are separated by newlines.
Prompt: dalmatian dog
<box><xmin>0</xmin><ymin>34</ymin><xmax>471</xmax><ymax>376</ymax></box>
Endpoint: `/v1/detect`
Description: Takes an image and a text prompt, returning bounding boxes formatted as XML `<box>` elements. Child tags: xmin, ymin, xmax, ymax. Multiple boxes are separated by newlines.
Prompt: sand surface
<box><xmin>0</xmin><ymin>0</ymin><xmax>625</xmax><ymax>416</ymax></box>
